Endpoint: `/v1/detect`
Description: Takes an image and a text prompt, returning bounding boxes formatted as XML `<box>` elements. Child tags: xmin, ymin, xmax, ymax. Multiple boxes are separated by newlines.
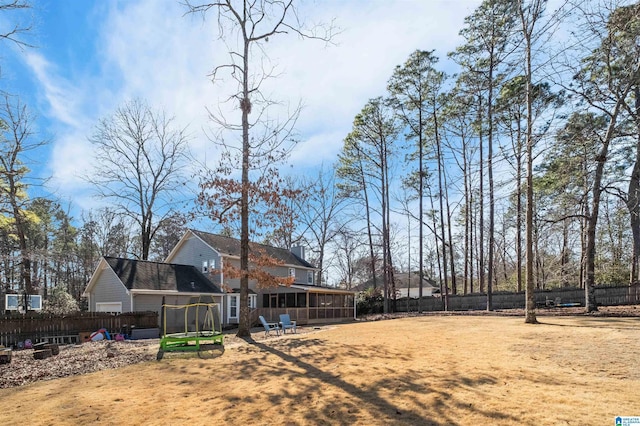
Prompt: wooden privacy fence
<box><xmin>0</xmin><ymin>311</ymin><xmax>158</xmax><ymax>347</ymax></box>
<box><xmin>395</xmin><ymin>284</ymin><xmax>640</xmax><ymax>313</ymax></box>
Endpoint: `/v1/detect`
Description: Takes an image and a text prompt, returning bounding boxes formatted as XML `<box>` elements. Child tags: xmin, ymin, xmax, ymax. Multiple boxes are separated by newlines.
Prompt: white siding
<box><xmin>90</xmin><ymin>268</ymin><xmax>131</xmax><ymax>312</ymax></box>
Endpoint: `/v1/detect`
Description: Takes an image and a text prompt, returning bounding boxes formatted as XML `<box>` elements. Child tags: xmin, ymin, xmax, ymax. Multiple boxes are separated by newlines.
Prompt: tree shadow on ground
<box><xmin>223</xmin><ymin>337</ymin><xmax>520</xmax><ymax>425</ymax></box>
<box><xmin>156</xmin><ymin>343</ymin><xmax>225</xmax><ymax>360</ymax></box>
<box><xmin>537</xmin><ymin>316</ymin><xmax>640</xmax><ymax>330</ymax></box>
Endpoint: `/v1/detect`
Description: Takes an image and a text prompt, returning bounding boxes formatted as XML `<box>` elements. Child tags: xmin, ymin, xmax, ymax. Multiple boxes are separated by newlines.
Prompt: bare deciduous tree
<box><xmin>0</xmin><ymin>0</ymin><xmax>32</xmax><ymax>49</ymax></box>
<box><xmin>185</xmin><ymin>0</ymin><xmax>335</xmax><ymax>337</ymax></box>
<box><xmin>86</xmin><ymin>99</ymin><xmax>190</xmax><ymax>261</ymax></box>
<box><xmin>296</xmin><ymin>166</ymin><xmax>346</xmax><ymax>286</ymax></box>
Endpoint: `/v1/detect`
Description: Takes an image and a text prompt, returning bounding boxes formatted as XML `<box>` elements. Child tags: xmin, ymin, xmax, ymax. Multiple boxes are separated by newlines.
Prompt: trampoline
<box><xmin>158</xmin><ymin>296</ymin><xmax>224</xmax><ymax>356</ymax></box>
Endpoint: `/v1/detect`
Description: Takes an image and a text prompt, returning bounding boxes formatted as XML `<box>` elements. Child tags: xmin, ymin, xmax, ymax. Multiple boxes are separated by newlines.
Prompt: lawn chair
<box><xmin>259</xmin><ymin>315</ymin><xmax>280</xmax><ymax>336</ymax></box>
<box><xmin>279</xmin><ymin>314</ymin><xmax>297</xmax><ymax>334</ymax></box>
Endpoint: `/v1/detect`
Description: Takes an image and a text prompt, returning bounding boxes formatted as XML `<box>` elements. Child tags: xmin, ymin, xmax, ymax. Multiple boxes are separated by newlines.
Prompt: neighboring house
<box><xmin>83</xmin><ymin>257</ymin><xmax>223</xmax><ymax>332</ymax></box>
<box><xmin>165</xmin><ymin>229</ymin><xmax>357</xmax><ymax>325</ymax></box>
<box><xmin>355</xmin><ymin>272</ymin><xmax>441</xmax><ymax>298</ymax></box>
<box><xmin>393</xmin><ymin>272</ymin><xmax>441</xmax><ymax>298</ymax></box>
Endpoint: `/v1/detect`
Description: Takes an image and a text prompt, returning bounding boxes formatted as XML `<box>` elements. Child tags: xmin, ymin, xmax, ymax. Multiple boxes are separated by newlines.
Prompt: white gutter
<box><xmin>289</xmin><ymin>284</ymin><xmax>358</xmax><ymax>294</ymax></box>
<box><xmin>220</xmin><ymin>256</ymin><xmax>224</xmax><ymax>288</ymax></box>
<box><xmin>130</xmin><ymin>290</ymin><xmax>224</xmax><ymax>296</ymax></box>
<box><xmin>354</xmin><ymin>294</ymin><xmax>357</xmax><ymax>320</ymax></box>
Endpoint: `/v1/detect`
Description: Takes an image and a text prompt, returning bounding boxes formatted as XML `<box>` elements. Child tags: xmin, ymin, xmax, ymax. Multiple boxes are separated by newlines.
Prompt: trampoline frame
<box><xmin>159</xmin><ymin>301</ymin><xmax>224</xmax><ymax>352</ymax></box>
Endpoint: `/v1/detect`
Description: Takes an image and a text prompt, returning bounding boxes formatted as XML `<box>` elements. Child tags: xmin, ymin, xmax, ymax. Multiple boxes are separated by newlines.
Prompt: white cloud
<box><xmin>23</xmin><ymin>0</ymin><xmax>481</xmax><ymax>212</ymax></box>
<box><xmin>24</xmin><ymin>52</ymin><xmax>87</xmax><ymax>129</ymax></box>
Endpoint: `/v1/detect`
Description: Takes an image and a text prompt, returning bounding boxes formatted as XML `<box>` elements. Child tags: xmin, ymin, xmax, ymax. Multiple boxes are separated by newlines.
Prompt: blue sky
<box><xmin>1</xmin><ymin>0</ymin><xmax>482</xmax><ymax>219</ymax></box>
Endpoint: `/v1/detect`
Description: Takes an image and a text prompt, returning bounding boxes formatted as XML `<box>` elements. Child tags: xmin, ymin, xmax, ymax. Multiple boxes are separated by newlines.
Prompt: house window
<box><xmin>210</xmin><ymin>258</ymin><xmax>216</xmax><ymax>270</ymax></box>
<box><xmin>288</xmin><ymin>268</ymin><xmax>295</xmax><ymax>278</ymax></box>
<box><xmin>30</xmin><ymin>295</ymin><xmax>42</xmax><ymax>310</ymax></box>
<box><xmin>229</xmin><ymin>295</ymin><xmax>238</xmax><ymax>319</ymax></box>
<box><xmin>5</xmin><ymin>294</ymin><xmax>42</xmax><ymax>311</ymax></box>
<box><xmin>307</xmin><ymin>271</ymin><xmax>314</xmax><ymax>284</ymax></box>
<box><xmin>5</xmin><ymin>294</ymin><xmax>18</xmax><ymax>310</ymax></box>
<box><xmin>202</xmin><ymin>260</ymin><xmax>208</xmax><ymax>273</ymax></box>
<box><xmin>297</xmin><ymin>293</ymin><xmax>307</xmax><ymax>307</ymax></box>
<box><xmin>96</xmin><ymin>302</ymin><xmax>122</xmax><ymax>313</ymax></box>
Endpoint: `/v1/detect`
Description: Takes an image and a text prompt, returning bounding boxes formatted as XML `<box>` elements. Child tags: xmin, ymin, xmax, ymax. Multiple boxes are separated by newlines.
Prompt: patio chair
<box><xmin>259</xmin><ymin>315</ymin><xmax>280</xmax><ymax>336</ymax></box>
<box><xmin>279</xmin><ymin>314</ymin><xmax>297</xmax><ymax>334</ymax></box>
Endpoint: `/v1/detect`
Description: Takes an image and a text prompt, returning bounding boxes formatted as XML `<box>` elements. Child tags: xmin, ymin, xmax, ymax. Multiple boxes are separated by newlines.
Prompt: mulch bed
<box><xmin>0</xmin><ymin>340</ymin><xmax>157</xmax><ymax>389</ymax></box>
<box><xmin>0</xmin><ymin>325</ymin><xmax>330</xmax><ymax>389</ymax></box>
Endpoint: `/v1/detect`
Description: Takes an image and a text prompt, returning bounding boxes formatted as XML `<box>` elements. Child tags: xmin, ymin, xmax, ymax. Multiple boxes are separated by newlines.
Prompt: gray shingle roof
<box><xmin>104</xmin><ymin>257</ymin><xmax>222</xmax><ymax>293</ymax></box>
<box><xmin>191</xmin><ymin>229</ymin><xmax>315</xmax><ymax>269</ymax></box>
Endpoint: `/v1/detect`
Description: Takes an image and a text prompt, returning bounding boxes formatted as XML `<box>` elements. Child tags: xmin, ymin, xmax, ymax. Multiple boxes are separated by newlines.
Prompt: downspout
<box><xmin>220</xmin><ymin>256</ymin><xmax>226</xmax><ymax>326</ymax></box>
<box><xmin>353</xmin><ymin>292</ymin><xmax>357</xmax><ymax>320</ymax></box>
<box><xmin>220</xmin><ymin>256</ymin><xmax>224</xmax><ymax>286</ymax></box>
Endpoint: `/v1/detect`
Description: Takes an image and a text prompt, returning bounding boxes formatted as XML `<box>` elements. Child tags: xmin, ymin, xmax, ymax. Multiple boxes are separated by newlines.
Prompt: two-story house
<box><xmin>84</xmin><ymin>229</ymin><xmax>356</xmax><ymax>329</ymax></box>
<box><xmin>166</xmin><ymin>229</ymin><xmax>356</xmax><ymax>326</ymax></box>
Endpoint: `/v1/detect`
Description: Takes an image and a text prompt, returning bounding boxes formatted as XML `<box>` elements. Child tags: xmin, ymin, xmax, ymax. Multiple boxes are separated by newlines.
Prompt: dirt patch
<box><xmin>0</xmin><ymin>311</ymin><xmax>638</xmax><ymax>425</ymax></box>
<box><xmin>362</xmin><ymin>304</ymin><xmax>640</xmax><ymax>320</ymax></box>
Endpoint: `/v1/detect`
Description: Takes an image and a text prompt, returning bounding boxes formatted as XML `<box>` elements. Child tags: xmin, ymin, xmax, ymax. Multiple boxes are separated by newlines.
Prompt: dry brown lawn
<box><xmin>1</xmin><ymin>315</ymin><xmax>639</xmax><ymax>425</ymax></box>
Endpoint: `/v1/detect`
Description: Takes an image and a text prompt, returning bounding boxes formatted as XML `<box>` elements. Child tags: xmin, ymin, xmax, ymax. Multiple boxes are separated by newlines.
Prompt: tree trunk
<box><xmin>478</xmin><ymin>94</ymin><xmax>485</xmax><ymax>295</ymax></box>
<box><xmin>584</xmin><ymin>102</ymin><xmax>623</xmax><ymax>312</ymax></box>
<box><xmin>418</xmin><ymin>112</ymin><xmax>424</xmax><ymax>312</ymax></box>
<box><xmin>516</xmin><ymin>118</ymin><xmax>523</xmax><ymax>293</ymax></box>
<box><xmin>237</xmin><ymin>35</ymin><xmax>251</xmax><ymax>338</ymax></box>
<box><xmin>434</xmin><ymin>105</ymin><xmax>449</xmax><ymax>305</ymax></box>
<box><xmin>521</xmin><ymin>0</ymin><xmax>537</xmax><ymax>324</ymax></box>
<box><xmin>627</xmin><ymin>88</ymin><xmax>640</xmax><ymax>285</ymax></box>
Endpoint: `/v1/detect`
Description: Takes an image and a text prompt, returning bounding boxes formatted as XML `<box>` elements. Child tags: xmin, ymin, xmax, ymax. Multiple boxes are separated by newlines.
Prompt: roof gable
<box><xmin>104</xmin><ymin>257</ymin><xmax>222</xmax><ymax>293</ymax></box>
<box><xmin>190</xmin><ymin>229</ymin><xmax>316</xmax><ymax>269</ymax></box>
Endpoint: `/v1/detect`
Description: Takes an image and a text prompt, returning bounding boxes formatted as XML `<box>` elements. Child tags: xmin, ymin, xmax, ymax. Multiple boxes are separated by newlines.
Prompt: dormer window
<box><xmin>288</xmin><ymin>268</ymin><xmax>295</xmax><ymax>278</ymax></box>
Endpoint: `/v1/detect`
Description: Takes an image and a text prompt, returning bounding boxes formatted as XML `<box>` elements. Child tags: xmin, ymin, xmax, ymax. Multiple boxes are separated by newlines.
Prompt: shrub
<box><xmin>43</xmin><ymin>286</ymin><xmax>79</xmax><ymax>315</ymax></box>
<box><xmin>357</xmin><ymin>287</ymin><xmax>384</xmax><ymax>315</ymax></box>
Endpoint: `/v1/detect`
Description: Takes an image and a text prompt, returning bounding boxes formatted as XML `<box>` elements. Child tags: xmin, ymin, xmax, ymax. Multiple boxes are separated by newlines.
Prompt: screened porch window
<box><xmin>261</xmin><ymin>292</ymin><xmax>306</xmax><ymax>308</ymax></box>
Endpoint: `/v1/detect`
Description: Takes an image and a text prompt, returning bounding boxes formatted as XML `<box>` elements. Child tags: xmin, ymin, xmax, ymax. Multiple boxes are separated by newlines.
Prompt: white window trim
<box><xmin>288</xmin><ymin>267</ymin><xmax>295</xmax><ymax>278</ymax></box>
<box><xmin>4</xmin><ymin>294</ymin><xmax>19</xmax><ymax>310</ymax></box>
<box><xmin>307</xmin><ymin>271</ymin><xmax>314</xmax><ymax>284</ymax></box>
<box><xmin>202</xmin><ymin>260</ymin><xmax>208</xmax><ymax>273</ymax></box>
<box><xmin>96</xmin><ymin>302</ymin><xmax>123</xmax><ymax>313</ymax></box>
<box><xmin>5</xmin><ymin>294</ymin><xmax>42</xmax><ymax>311</ymax></box>
<box><xmin>228</xmin><ymin>294</ymin><xmax>239</xmax><ymax>320</ymax></box>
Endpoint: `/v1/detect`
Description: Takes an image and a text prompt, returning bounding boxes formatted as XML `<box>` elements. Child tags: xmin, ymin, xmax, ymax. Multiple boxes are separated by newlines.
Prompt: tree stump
<box><xmin>46</xmin><ymin>343</ymin><xmax>60</xmax><ymax>356</ymax></box>
<box><xmin>32</xmin><ymin>342</ymin><xmax>48</xmax><ymax>351</ymax></box>
<box><xmin>0</xmin><ymin>348</ymin><xmax>11</xmax><ymax>364</ymax></box>
<box><xmin>33</xmin><ymin>348</ymin><xmax>52</xmax><ymax>360</ymax></box>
